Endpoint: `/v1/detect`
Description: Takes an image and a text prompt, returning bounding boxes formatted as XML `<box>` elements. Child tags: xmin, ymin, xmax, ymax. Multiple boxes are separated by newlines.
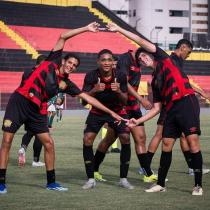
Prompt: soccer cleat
<box><xmin>18</xmin><ymin>147</ymin><xmax>26</xmax><ymax>167</ymax></box>
<box><xmin>0</xmin><ymin>184</ymin><xmax>7</xmax><ymax>194</ymax></box>
<box><xmin>110</xmin><ymin>148</ymin><xmax>121</xmax><ymax>153</ymax></box>
<box><xmin>188</xmin><ymin>168</ymin><xmax>210</xmax><ymax>176</ymax></box>
<box><xmin>82</xmin><ymin>178</ymin><xmax>96</xmax><ymax>190</ymax></box>
<box><xmin>188</xmin><ymin>168</ymin><xmax>194</xmax><ymax>176</ymax></box>
<box><xmin>145</xmin><ymin>184</ymin><xmax>166</xmax><ymax>193</ymax></box>
<box><xmin>192</xmin><ymin>185</ymin><xmax>203</xmax><ymax>196</ymax></box>
<box><xmin>119</xmin><ymin>178</ymin><xmax>134</xmax><ymax>190</ymax></box>
<box><xmin>46</xmin><ymin>182</ymin><xmax>68</xmax><ymax>192</ymax></box>
<box><xmin>143</xmin><ymin>174</ymin><xmax>158</xmax><ymax>183</ymax></box>
<box><xmin>94</xmin><ymin>172</ymin><xmax>107</xmax><ymax>182</ymax></box>
<box><xmin>32</xmin><ymin>161</ymin><xmax>45</xmax><ymax>167</ymax></box>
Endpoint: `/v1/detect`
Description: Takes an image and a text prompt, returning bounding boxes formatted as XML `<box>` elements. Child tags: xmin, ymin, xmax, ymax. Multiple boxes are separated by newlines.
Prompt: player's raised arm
<box><xmin>107</xmin><ymin>23</ymin><xmax>156</xmax><ymax>53</ymax></box>
<box><xmin>53</xmin><ymin>22</ymin><xmax>100</xmax><ymax>52</ymax></box>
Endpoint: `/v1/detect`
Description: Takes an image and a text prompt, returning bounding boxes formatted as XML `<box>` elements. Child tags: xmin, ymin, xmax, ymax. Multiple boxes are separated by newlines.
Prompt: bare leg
<box><xmin>36</xmin><ymin>133</ymin><xmax>55</xmax><ymax>171</ymax></box>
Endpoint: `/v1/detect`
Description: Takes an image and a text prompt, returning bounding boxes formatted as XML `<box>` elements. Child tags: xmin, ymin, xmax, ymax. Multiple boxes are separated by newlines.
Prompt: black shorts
<box><xmin>157</xmin><ymin>108</ymin><xmax>166</xmax><ymax>125</ymax></box>
<box><xmin>84</xmin><ymin>112</ymin><xmax>130</xmax><ymax>135</ymax></box>
<box><xmin>2</xmin><ymin>92</ymin><xmax>48</xmax><ymax>134</ymax></box>
<box><xmin>127</xmin><ymin>109</ymin><xmax>144</xmax><ymax>126</ymax></box>
<box><xmin>162</xmin><ymin>95</ymin><xmax>201</xmax><ymax>139</ymax></box>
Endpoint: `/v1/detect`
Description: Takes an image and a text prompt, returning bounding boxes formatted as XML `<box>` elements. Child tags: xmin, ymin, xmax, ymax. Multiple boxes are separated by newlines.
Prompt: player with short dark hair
<box><xmin>0</xmin><ymin>22</ymin><xmax>122</xmax><ymax>194</ymax></box>
<box><xmin>82</xmin><ymin>49</ymin><xmax>133</xmax><ymax>190</ymax></box>
<box><xmin>145</xmin><ymin>42</ymin><xmax>210</xmax><ymax>177</ymax></box>
<box><xmin>110</xmin><ymin>23</ymin><xmax>203</xmax><ymax>196</ymax></box>
<box><xmin>93</xmin><ymin>36</ymin><xmax>156</xmax><ymax>184</ymax></box>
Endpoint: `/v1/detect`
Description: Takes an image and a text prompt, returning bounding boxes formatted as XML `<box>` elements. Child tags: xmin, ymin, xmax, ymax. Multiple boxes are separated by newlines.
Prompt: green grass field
<box><xmin>0</xmin><ymin>111</ymin><xmax>210</xmax><ymax>210</ymax></box>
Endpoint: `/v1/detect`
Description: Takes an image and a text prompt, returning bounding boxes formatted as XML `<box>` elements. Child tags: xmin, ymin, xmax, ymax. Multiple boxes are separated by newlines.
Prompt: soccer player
<box><xmin>56</xmin><ymin>93</ymin><xmax>65</xmax><ymax>122</ymax></box>
<box><xmin>18</xmin><ymin>55</ymin><xmax>47</xmax><ymax>168</ymax></box>
<box><xmin>101</xmin><ymin>55</ymin><xmax>121</xmax><ymax>153</ymax></box>
<box><xmin>47</xmin><ymin>95</ymin><xmax>58</xmax><ymax>129</ymax></box>
<box><xmin>109</xmin><ymin>23</ymin><xmax>204</xmax><ymax>195</ymax></box>
<box><xmin>0</xmin><ymin>22</ymin><xmax>122</xmax><ymax>194</ymax></box>
<box><xmin>93</xmin><ymin>34</ymin><xmax>156</xmax><ymax>183</ymax></box>
<box><xmin>82</xmin><ymin>49</ymin><xmax>133</xmax><ymax>190</ymax></box>
<box><xmin>143</xmin><ymin>40</ymin><xmax>209</xmax><ymax>176</ymax></box>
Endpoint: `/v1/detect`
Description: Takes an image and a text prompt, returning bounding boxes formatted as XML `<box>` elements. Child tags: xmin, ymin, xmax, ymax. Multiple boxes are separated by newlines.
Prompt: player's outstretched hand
<box><xmin>126</xmin><ymin>118</ymin><xmax>139</xmax><ymax>128</ymax></box>
<box><xmin>106</xmin><ymin>23</ymin><xmax>120</xmax><ymax>32</ymax></box>
<box><xmin>87</xmin><ymin>22</ymin><xmax>100</xmax><ymax>32</ymax></box>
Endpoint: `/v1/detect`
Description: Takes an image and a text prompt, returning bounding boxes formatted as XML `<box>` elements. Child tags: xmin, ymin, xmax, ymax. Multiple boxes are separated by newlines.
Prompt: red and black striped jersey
<box><xmin>151</xmin><ymin>47</ymin><xmax>194</xmax><ymax>111</ymax></box>
<box><xmin>82</xmin><ymin>68</ymin><xmax>127</xmax><ymax>115</ymax></box>
<box><xmin>117</xmin><ymin>50</ymin><xmax>141</xmax><ymax>111</ymax></box>
<box><xmin>16</xmin><ymin>50</ymin><xmax>81</xmax><ymax>113</ymax></box>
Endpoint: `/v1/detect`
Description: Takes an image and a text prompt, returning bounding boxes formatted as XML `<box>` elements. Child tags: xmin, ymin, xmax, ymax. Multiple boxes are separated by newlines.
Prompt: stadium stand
<box><xmin>0</xmin><ymin>0</ymin><xmax>210</xmax><ymax>109</ymax></box>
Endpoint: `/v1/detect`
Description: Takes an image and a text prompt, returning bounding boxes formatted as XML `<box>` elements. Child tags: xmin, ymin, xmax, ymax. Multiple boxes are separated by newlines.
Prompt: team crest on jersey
<box><xmin>130</xmin><ymin>66</ymin><xmax>135</xmax><ymax>71</ymax></box>
<box><xmin>59</xmin><ymin>80</ymin><xmax>67</xmax><ymax>90</ymax></box>
<box><xmin>3</xmin><ymin>119</ymin><xmax>12</xmax><ymax>127</ymax></box>
<box><xmin>29</xmin><ymin>92</ymin><xmax>34</xmax><ymax>97</ymax></box>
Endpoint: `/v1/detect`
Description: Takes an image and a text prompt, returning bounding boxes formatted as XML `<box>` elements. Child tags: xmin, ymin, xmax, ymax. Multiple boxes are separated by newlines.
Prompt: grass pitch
<box><xmin>0</xmin><ymin>110</ymin><xmax>210</xmax><ymax>210</ymax></box>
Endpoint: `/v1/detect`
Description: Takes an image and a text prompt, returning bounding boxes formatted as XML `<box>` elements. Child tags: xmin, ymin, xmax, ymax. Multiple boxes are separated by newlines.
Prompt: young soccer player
<box><xmin>142</xmin><ymin>40</ymin><xmax>209</xmax><ymax>176</ymax></box>
<box><xmin>108</xmin><ymin>23</ymin><xmax>203</xmax><ymax>195</ymax></box>
<box><xmin>101</xmin><ymin>56</ymin><xmax>121</xmax><ymax>153</ymax></box>
<box><xmin>56</xmin><ymin>93</ymin><xmax>65</xmax><ymax>122</ymax></box>
<box><xmin>82</xmin><ymin>49</ymin><xmax>133</xmax><ymax>190</ymax></box>
<box><xmin>93</xmin><ymin>37</ymin><xmax>155</xmax><ymax>183</ymax></box>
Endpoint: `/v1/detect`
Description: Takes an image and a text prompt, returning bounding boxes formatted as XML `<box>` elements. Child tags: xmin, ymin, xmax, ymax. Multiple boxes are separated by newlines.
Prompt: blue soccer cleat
<box><xmin>0</xmin><ymin>184</ymin><xmax>7</xmax><ymax>194</ymax></box>
<box><xmin>46</xmin><ymin>182</ymin><xmax>68</xmax><ymax>192</ymax></box>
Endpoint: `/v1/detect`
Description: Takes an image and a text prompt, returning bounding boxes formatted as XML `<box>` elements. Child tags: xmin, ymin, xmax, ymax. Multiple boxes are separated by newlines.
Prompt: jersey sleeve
<box><xmin>82</xmin><ymin>71</ymin><xmax>98</xmax><ymax>92</ymax></box>
<box><xmin>64</xmin><ymin>79</ymin><xmax>82</xmax><ymax>97</ymax></box>
<box><xmin>152</xmin><ymin>47</ymin><xmax>169</xmax><ymax>61</ymax></box>
<box><xmin>117</xmin><ymin>72</ymin><xmax>128</xmax><ymax>93</ymax></box>
<box><xmin>19</xmin><ymin>68</ymin><xmax>34</xmax><ymax>87</ymax></box>
<box><xmin>46</xmin><ymin>50</ymin><xmax>62</xmax><ymax>66</ymax></box>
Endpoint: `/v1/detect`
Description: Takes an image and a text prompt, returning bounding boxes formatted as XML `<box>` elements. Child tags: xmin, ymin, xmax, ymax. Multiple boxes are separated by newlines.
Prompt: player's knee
<box><xmin>43</xmin><ymin>137</ymin><xmax>54</xmax><ymax>151</ymax></box>
<box><xmin>162</xmin><ymin>139</ymin><xmax>173</xmax><ymax>151</ymax></box>
<box><xmin>1</xmin><ymin>139</ymin><xmax>12</xmax><ymax>150</ymax></box>
<box><xmin>120</xmin><ymin>134</ymin><xmax>130</xmax><ymax>144</ymax></box>
<box><xmin>189</xmin><ymin>142</ymin><xmax>200</xmax><ymax>153</ymax></box>
<box><xmin>187</xmin><ymin>135</ymin><xmax>200</xmax><ymax>152</ymax></box>
<box><xmin>1</xmin><ymin>134</ymin><xmax>13</xmax><ymax>149</ymax></box>
<box><xmin>134</xmin><ymin>135</ymin><xmax>146</xmax><ymax>146</ymax></box>
<box><xmin>83</xmin><ymin>133</ymin><xmax>94</xmax><ymax>146</ymax></box>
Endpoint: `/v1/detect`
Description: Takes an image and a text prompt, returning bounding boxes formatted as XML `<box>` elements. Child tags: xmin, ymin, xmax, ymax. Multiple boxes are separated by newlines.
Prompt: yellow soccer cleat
<box><xmin>94</xmin><ymin>172</ymin><xmax>107</xmax><ymax>182</ymax></box>
<box><xmin>143</xmin><ymin>174</ymin><xmax>158</xmax><ymax>183</ymax></box>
